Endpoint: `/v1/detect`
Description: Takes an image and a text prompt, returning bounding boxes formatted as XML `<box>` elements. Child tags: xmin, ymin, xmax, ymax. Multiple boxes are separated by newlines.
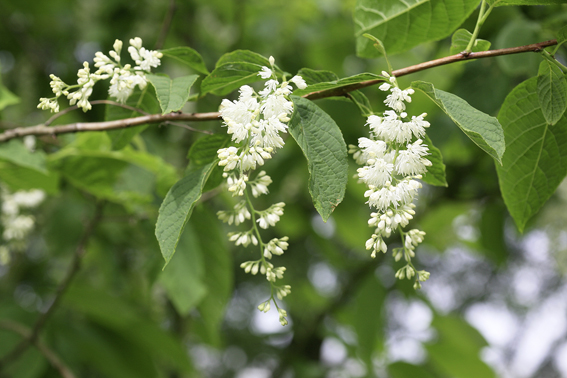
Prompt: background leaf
<box><xmin>354</xmin><ymin>0</ymin><xmax>479</xmax><ymax>58</ymax></box>
<box><xmin>537</xmin><ymin>60</ymin><xmax>567</xmax><ymax>125</ymax></box>
<box><xmin>422</xmin><ymin>134</ymin><xmax>447</xmax><ymax>187</ymax></box>
<box><xmin>412</xmin><ymin>80</ymin><xmax>505</xmax><ymax>163</ymax></box>
<box><xmin>155</xmin><ymin>162</ymin><xmax>216</xmax><ymax>265</ymax></box>
<box><xmin>289</xmin><ymin>96</ymin><xmax>348</xmax><ymax>221</ymax></box>
<box><xmin>496</xmin><ymin>77</ymin><xmax>567</xmax><ymax>232</ymax></box>
<box><xmin>146</xmin><ymin>74</ymin><xmax>198</xmax><ymax>114</ymax></box>
<box><xmin>450</xmin><ymin>28</ymin><xmax>491</xmax><ymax>55</ymax></box>
<box><xmin>0</xmin><ymin>140</ymin><xmax>47</xmax><ymax>173</ymax></box>
<box><xmin>105</xmin><ymin>85</ymin><xmax>160</xmax><ymax>150</ymax></box>
<box><xmin>201</xmin><ymin>50</ymin><xmax>280</xmax><ymax>96</ymax></box>
<box><xmin>160</xmin><ymin>46</ymin><xmax>210</xmax><ymax>74</ymax></box>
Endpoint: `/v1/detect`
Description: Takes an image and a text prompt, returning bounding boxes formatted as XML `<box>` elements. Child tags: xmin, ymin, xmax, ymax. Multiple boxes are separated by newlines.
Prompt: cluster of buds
<box><xmin>350</xmin><ymin>72</ymin><xmax>431</xmax><ymax>289</ymax></box>
<box><xmin>38</xmin><ymin>37</ymin><xmax>162</xmax><ymax>113</ymax></box>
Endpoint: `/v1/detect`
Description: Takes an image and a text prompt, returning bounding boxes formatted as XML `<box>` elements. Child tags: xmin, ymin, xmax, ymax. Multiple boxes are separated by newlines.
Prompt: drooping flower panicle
<box><xmin>38</xmin><ymin>37</ymin><xmax>162</xmax><ymax>113</ymax></box>
<box><xmin>216</xmin><ymin>57</ymin><xmax>305</xmax><ymax>325</ymax></box>
<box><xmin>350</xmin><ymin>71</ymin><xmax>431</xmax><ymax>289</ymax></box>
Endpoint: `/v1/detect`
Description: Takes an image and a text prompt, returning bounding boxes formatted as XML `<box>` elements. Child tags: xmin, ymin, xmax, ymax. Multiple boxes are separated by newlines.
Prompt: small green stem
<box><xmin>542</xmin><ymin>50</ymin><xmax>567</xmax><ymax>71</ymax></box>
<box><xmin>465</xmin><ymin>1</ymin><xmax>494</xmax><ymax>54</ymax></box>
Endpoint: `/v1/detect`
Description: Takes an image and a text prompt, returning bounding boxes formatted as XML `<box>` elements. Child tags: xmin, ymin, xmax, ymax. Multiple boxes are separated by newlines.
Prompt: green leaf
<box><xmin>557</xmin><ymin>25</ymin><xmax>567</xmax><ymax>50</ymax></box>
<box><xmin>64</xmin><ymin>285</ymin><xmax>193</xmax><ymax>373</ymax></box>
<box><xmin>289</xmin><ymin>96</ymin><xmax>348</xmax><ymax>221</ymax></box>
<box><xmin>155</xmin><ymin>162</ymin><xmax>217</xmax><ymax>266</ymax></box>
<box><xmin>292</xmin><ymin>72</ymin><xmax>383</xmax><ymax>97</ymax></box>
<box><xmin>487</xmin><ymin>0</ymin><xmax>565</xmax><ymax>6</ymax></box>
<box><xmin>0</xmin><ymin>162</ymin><xmax>59</xmax><ymax>194</ymax></box>
<box><xmin>496</xmin><ymin>77</ymin><xmax>567</xmax><ymax>232</ymax></box>
<box><xmin>0</xmin><ymin>140</ymin><xmax>47</xmax><ymax>173</ymax></box>
<box><xmin>388</xmin><ymin>362</ymin><xmax>438</xmax><ymax>378</ymax></box>
<box><xmin>192</xmin><ymin>205</ymin><xmax>232</xmax><ymax>346</ymax></box>
<box><xmin>296</xmin><ymin>68</ymin><xmax>374</xmax><ymax>116</ymax></box>
<box><xmin>411</xmin><ymin>81</ymin><xmax>505</xmax><ymax>163</ymax></box>
<box><xmin>187</xmin><ymin>134</ymin><xmax>230</xmax><ymax>166</ymax></box>
<box><xmin>537</xmin><ymin>60</ymin><xmax>567</xmax><ymax>125</ymax></box>
<box><xmin>200</xmin><ymin>50</ymin><xmax>281</xmax><ymax>96</ymax></box>
<box><xmin>146</xmin><ymin>74</ymin><xmax>198</xmax><ymax>114</ymax></box>
<box><xmin>450</xmin><ymin>29</ymin><xmax>491</xmax><ymax>55</ymax></box>
<box><xmin>354</xmin><ymin>0</ymin><xmax>479</xmax><ymax>58</ymax></box>
<box><xmin>158</xmin><ymin>224</ymin><xmax>207</xmax><ymax>316</ymax></box>
<box><xmin>0</xmin><ymin>81</ymin><xmax>20</xmax><ymax>111</ymax></box>
<box><xmin>422</xmin><ymin>134</ymin><xmax>447</xmax><ymax>187</ymax></box>
<box><xmin>105</xmin><ymin>85</ymin><xmax>160</xmax><ymax>150</ymax></box>
<box><xmin>427</xmin><ymin>314</ymin><xmax>495</xmax><ymax>378</ymax></box>
<box><xmin>160</xmin><ymin>46</ymin><xmax>210</xmax><ymax>75</ymax></box>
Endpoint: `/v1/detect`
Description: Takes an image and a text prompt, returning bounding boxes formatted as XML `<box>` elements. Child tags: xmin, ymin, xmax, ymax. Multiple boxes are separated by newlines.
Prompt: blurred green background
<box><xmin>1</xmin><ymin>0</ymin><xmax>567</xmax><ymax>377</ymax></box>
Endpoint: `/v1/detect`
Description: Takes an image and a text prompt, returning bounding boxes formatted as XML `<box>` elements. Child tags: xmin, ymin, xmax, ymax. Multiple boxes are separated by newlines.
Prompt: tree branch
<box><xmin>0</xmin><ymin>202</ymin><xmax>105</xmax><ymax>371</ymax></box>
<box><xmin>0</xmin><ymin>320</ymin><xmax>76</xmax><ymax>378</ymax></box>
<box><xmin>0</xmin><ymin>39</ymin><xmax>557</xmax><ymax>143</ymax></box>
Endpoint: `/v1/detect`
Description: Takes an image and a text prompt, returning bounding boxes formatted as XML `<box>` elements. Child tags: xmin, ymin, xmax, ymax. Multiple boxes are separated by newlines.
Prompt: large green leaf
<box><xmin>158</xmin><ymin>224</ymin><xmax>207</xmax><ymax>316</ymax></box>
<box><xmin>450</xmin><ymin>28</ymin><xmax>491</xmax><ymax>55</ymax></box>
<box><xmin>187</xmin><ymin>134</ymin><xmax>230</xmax><ymax>166</ymax></box>
<box><xmin>160</xmin><ymin>46</ymin><xmax>209</xmax><ymax>75</ymax></box>
<box><xmin>422</xmin><ymin>134</ymin><xmax>447</xmax><ymax>187</ymax></box>
<box><xmin>354</xmin><ymin>0</ymin><xmax>479</xmax><ymax>58</ymax></box>
<box><xmin>0</xmin><ymin>140</ymin><xmax>47</xmax><ymax>173</ymax></box>
<box><xmin>155</xmin><ymin>162</ymin><xmax>217</xmax><ymax>266</ymax></box>
<box><xmin>200</xmin><ymin>50</ymin><xmax>282</xmax><ymax>96</ymax></box>
<box><xmin>289</xmin><ymin>96</ymin><xmax>348</xmax><ymax>221</ymax></box>
<box><xmin>146</xmin><ymin>74</ymin><xmax>198</xmax><ymax>114</ymax></box>
<box><xmin>496</xmin><ymin>77</ymin><xmax>567</xmax><ymax>232</ymax></box>
<box><xmin>537</xmin><ymin>60</ymin><xmax>567</xmax><ymax>126</ymax></box>
<box><xmin>412</xmin><ymin>81</ymin><xmax>505</xmax><ymax>163</ymax></box>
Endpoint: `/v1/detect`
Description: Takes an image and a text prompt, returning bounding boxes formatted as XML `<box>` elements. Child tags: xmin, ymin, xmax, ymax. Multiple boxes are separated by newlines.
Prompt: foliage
<box><xmin>1</xmin><ymin>0</ymin><xmax>567</xmax><ymax>377</ymax></box>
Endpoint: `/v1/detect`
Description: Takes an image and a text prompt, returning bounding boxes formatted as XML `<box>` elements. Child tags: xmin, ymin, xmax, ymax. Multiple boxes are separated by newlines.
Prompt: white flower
<box><xmin>357</xmin><ymin>158</ymin><xmax>393</xmax><ymax>187</ymax></box>
<box><xmin>290</xmin><ymin>75</ymin><xmax>307</xmax><ymax>90</ymax></box>
<box><xmin>108</xmin><ymin>70</ymin><xmax>146</xmax><ymax>103</ymax></box>
<box><xmin>12</xmin><ymin>190</ymin><xmax>45</xmax><ymax>208</ymax></box>
<box><xmin>259</xmin><ymin>66</ymin><xmax>273</xmax><ymax>79</ymax></box>
<box><xmin>217</xmin><ymin>146</ymin><xmax>241</xmax><ymax>171</ymax></box>
<box><xmin>395</xmin><ymin>139</ymin><xmax>432</xmax><ymax>176</ymax></box>
<box><xmin>264</xmin><ymin>236</ymin><xmax>289</xmax><ymax>259</ymax></box>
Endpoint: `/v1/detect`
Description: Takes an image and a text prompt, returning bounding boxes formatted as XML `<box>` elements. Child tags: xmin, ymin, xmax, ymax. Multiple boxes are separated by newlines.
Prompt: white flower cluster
<box><xmin>0</xmin><ymin>187</ymin><xmax>45</xmax><ymax>265</ymax></box>
<box><xmin>216</xmin><ymin>57</ymin><xmax>305</xmax><ymax>325</ymax></box>
<box><xmin>38</xmin><ymin>37</ymin><xmax>162</xmax><ymax>113</ymax></box>
<box><xmin>350</xmin><ymin>71</ymin><xmax>431</xmax><ymax>289</ymax></box>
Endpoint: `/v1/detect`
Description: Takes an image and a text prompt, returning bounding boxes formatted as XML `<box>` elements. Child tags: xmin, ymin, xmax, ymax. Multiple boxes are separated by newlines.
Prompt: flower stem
<box><xmin>465</xmin><ymin>1</ymin><xmax>494</xmax><ymax>54</ymax></box>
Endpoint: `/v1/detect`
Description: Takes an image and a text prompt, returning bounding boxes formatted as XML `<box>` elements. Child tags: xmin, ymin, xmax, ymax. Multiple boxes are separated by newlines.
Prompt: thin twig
<box><xmin>0</xmin><ymin>39</ymin><xmax>558</xmax><ymax>143</ymax></box>
<box><xmin>155</xmin><ymin>0</ymin><xmax>177</xmax><ymax>50</ymax></box>
<box><xmin>161</xmin><ymin>121</ymin><xmax>214</xmax><ymax>134</ymax></box>
<box><xmin>0</xmin><ymin>112</ymin><xmax>220</xmax><ymax>142</ymax></box>
<box><xmin>0</xmin><ymin>202</ymin><xmax>105</xmax><ymax>370</ymax></box>
<box><xmin>0</xmin><ymin>320</ymin><xmax>76</xmax><ymax>378</ymax></box>
<box><xmin>45</xmin><ymin>100</ymin><xmax>149</xmax><ymax>126</ymax></box>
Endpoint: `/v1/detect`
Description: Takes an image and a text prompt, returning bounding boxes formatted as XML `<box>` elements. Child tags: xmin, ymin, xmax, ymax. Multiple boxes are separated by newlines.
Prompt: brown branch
<box><xmin>0</xmin><ymin>112</ymin><xmax>220</xmax><ymax>142</ymax></box>
<box><xmin>0</xmin><ymin>39</ymin><xmax>557</xmax><ymax>143</ymax></box>
<box><xmin>303</xmin><ymin>39</ymin><xmax>558</xmax><ymax>100</ymax></box>
<box><xmin>0</xmin><ymin>202</ymin><xmax>105</xmax><ymax>371</ymax></box>
<box><xmin>0</xmin><ymin>320</ymin><xmax>76</xmax><ymax>378</ymax></box>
